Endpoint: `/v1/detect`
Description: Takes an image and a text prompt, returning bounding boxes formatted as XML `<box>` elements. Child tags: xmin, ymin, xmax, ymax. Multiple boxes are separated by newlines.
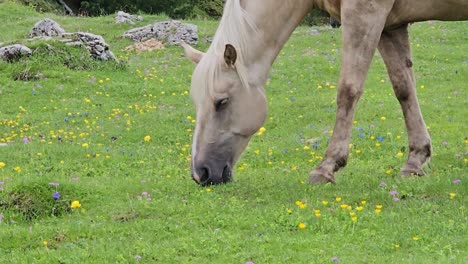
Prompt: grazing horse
<box><xmin>182</xmin><ymin>0</ymin><xmax>468</xmax><ymax>185</ymax></box>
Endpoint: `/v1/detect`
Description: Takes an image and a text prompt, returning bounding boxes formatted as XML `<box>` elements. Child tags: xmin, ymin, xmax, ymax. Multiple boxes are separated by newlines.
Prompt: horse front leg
<box><xmin>309</xmin><ymin>1</ymin><xmax>394</xmax><ymax>184</ymax></box>
<box><xmin>378</xmin><ymin>25</ymin><xmax>431</xmax><ymax>176</ymax></box>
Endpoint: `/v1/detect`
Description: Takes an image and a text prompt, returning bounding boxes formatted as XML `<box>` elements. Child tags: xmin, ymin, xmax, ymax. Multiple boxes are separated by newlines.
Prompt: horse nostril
<box><xmin>222</xmin><ymin>165</ymin><xmax>232</xmax><ymax>181</ymax></box>
<box><xmin>199</xmin><ymin>167</ymin><xmax>210</xmax><ymax>184</ymax></box>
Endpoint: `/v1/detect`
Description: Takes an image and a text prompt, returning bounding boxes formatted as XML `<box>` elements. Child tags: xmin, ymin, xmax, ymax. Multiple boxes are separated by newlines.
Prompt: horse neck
<box><xmin>240</xmin><ymin>0</ymin><xmax>314</xmax><ymax>87</ymax></box>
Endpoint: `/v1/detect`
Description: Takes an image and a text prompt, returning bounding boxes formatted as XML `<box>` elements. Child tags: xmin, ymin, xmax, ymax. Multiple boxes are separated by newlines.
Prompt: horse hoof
<box><xmin>401</xmin><ymin>164</ymin><xmax>425</xmax><ymax>176</ymax></box>
<box><xmin>309</xmin><ymin>170</ymin><xmax>336</xmax><ymax>184</ymax></box>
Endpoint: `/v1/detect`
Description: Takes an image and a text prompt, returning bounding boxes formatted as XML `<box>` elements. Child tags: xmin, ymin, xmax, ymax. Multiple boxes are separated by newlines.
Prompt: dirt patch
<box><xmin>124</xmin><ymin>39</ymin><xmax>165</xmax><ymax>54</ymax></box>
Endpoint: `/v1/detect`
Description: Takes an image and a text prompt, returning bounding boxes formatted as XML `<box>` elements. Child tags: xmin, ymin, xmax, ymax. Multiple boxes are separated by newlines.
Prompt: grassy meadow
<box><xmin>0</xmin><ymin>1</ymin><xmax>467</xmax><ymax>263</ymax></box>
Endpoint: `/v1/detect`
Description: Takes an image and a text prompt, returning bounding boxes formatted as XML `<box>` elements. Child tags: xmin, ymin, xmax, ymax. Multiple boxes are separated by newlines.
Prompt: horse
<box><xmin>181</xmin><ymin>0</ymin><xmax>468</xmax><ymax>186</ymax></box>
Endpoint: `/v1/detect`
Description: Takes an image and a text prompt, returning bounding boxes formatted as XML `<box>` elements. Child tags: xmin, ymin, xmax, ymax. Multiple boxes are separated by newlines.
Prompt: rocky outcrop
<box><xmin>115</xmin><ymin>11</ymin><xmax>143</xmax><ymax>25</ymax></box>
<box><xmin>61</xmin><ymin>32</ymin><xmax>116</xmax><ymax>61</ymax></box>
<box><xmin>26</xmin><ymin>19</ymin><xmax>116</xmax><ymax>61</ymax></box>
<box><xmin>29</xmin><ymin>18</ymin><xmax>66</xmax><ymax>38</ymax></box>
<box><xmin>0</xmin><ymin>44</ymin><xmax>32</xmax><ymax>61</ymax></box>
<box><xmin>123</xmin><ymin>20</ymin><xmax>198</xmax><ymax>45</ymax></box>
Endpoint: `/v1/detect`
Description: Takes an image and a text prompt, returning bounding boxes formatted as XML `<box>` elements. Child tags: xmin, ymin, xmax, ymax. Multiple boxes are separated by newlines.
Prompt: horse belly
<box><xmin>389</xmin><ymin>0</ymin><xmax>468</xmax><ymax>26</ymax></box>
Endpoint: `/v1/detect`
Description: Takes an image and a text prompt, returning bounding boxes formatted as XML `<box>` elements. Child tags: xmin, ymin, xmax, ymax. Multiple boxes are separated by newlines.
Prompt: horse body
<box><xmin>182</xmin><ymin>0</ymin><xmax>468</xmax><ymax>185</ymax></box>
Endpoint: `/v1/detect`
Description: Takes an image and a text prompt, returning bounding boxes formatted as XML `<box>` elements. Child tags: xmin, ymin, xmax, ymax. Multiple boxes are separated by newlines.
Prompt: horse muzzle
<box><xmin>191</xmin><ymin>160</ymin><xmax>233</xmax><ymax>186</ymax></box>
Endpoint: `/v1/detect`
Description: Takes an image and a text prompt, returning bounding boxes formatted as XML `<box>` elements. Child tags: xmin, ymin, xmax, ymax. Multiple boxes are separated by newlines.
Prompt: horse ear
<box><xmin>224</xmin><ymin>44</ymin><xmax>237</xmax><ymax>66</ymax></box>
<box><xmin>180</xmin><ymin>41</ymin><xmax>204</xmax><ymax>64</ymax></box>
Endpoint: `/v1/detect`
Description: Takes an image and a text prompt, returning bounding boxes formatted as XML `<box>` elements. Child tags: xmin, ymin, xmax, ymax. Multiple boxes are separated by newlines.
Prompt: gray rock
<box><xmin>0</xmin><ymin>44</ymin><xmax>32</xmax><ymax>61</ymax></box>
<box><xmin>123</xmin><ymin>20</ymin><xmax>198</xmax><ymax>45</ymax></box>
<box><xmin>59</xmin><ymin>32</ymin><xmax>116</xmax><ymax>61</ymax></box>
<box><xmin>29</xmin><ymin>18</ymin><xmax>66</xmax><ymax>37</ymax></box>
<box><xmin>115</xmin><ymin>11</ymin><xmax>143</xmax><ymax>25</ymax></box>
<box><xmin>74</xmin><ymin>32</ymin><xmax>116</xmax><ymax>61</ymax></box>
<box><xmin>95</xmin><ymin>45</ymin><xmax>104</xmax><ymax>52</ymax></box>
<box><xmin>310</xmin><ymin>29</ymin><xmax>320</xmax><ymax>36</ymax></box>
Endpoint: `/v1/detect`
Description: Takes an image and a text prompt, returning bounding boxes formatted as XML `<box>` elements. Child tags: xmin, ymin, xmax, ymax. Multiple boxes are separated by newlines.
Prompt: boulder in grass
<box><xmin>29</xmin><ymin>18</ymin><xmax>66</xmax><ymax>38</ymax></box>
<box><xmin>115</xmin><ymin>11</ymin><xmax>143</xmax><ymax>25</ymax></box>
<box><xmin>123</xmin><ymin>20</ymin><xmax>198</xmax><ymax>45</ymax></box>
<box><xmin>0</xmin><ymin>44</ymin><xmax>32</xmax><ymax>62</ymax></box>
<box><xmin>62</xmin><ymin>32</ymin><xmax>116</xmax><ymax>61</ymax></box>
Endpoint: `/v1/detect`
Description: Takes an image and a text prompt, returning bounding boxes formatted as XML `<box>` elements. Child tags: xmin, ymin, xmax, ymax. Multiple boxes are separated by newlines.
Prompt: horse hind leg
<box><xmin>378</xmin><ymin>25</ymin><xmax>432</xmax><ymax>176</ymax></box>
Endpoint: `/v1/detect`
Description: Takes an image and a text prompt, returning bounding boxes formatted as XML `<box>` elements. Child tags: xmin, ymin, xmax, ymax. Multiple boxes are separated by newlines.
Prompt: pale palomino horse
<box><xmin>182</xmin><ymin>0</ymin><xmax>468</xmax><ymax>185</ymax></box>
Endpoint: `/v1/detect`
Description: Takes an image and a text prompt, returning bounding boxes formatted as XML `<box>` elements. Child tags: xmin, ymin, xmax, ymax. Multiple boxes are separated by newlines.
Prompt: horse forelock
<box><xmin>192</xmin><ymin>0</ymin><xmax>259</xmax><ymax>99</ymax></box>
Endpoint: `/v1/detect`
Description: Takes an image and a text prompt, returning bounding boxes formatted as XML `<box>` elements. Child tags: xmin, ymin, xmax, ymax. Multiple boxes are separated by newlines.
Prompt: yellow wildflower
<box><xmin>0</xmin><ymin>161</ymin><xmax>5</xmax><ymax>169</ymax></box>
<box><xmin>298</xmin><ymin>223</ymin><xmax>306</xmax><ymax>229</ymax></box>
<box><xmin>144</xmin><ymin>135</ymin><xmax>151</xmax><ymax>142</ymax></box>
<box><xmin>335</xmin><ymin>197</ymin><xmax>342</xmax><ymax>202</ymax></box>
<box><xmin>71</xmin><ymin>200</ymin><xmax>81</xmax><ymax>209</ymax></box>
<box><xmin>449</xmin><ymin>193</ymin><xmax>456</xmax><ymax>199</ymax></box>
<box><xmin>257</xmin><ymin>127</ymin><xmax>266</xmax><ymax>136</ymax></box>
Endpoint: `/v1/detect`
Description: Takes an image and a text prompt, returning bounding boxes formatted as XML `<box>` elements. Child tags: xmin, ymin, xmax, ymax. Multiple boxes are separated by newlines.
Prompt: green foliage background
<box><xmin>18</xmin><ymin>0</ymin><xmax>227</xmax><ymax>18</ymax></box>
<box><xmin>17</xmin><ymin>0</ymin><xmax>329</xmax><ymax>24</ymax></box>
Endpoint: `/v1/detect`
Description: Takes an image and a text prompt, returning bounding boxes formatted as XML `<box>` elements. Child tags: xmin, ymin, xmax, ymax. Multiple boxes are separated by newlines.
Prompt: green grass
<box><xmin>0</xmin><ymin>1</ymin><xmax>467</xmax><ymax>263</ymax></box>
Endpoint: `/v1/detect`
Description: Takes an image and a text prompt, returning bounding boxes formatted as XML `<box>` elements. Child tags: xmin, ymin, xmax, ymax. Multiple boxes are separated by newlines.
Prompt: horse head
<box><xmin>182</xmin><ymin>42</ymin><xmax>267</xmax><ymax>185</ymax></box>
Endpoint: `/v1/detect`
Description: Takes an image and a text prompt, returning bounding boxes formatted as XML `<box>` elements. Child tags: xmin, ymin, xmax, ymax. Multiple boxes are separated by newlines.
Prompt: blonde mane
<box><xmin>193</xmin><ymin>0</ymin><xmax>259</xmax><ymax>97</ymax></box>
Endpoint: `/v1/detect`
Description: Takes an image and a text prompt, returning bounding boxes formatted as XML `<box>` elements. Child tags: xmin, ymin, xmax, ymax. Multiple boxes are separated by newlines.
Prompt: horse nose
<box><xmin>194</xmin><ymin>163</ymin><xmax>232</xmax><ymax>185</ymax></box>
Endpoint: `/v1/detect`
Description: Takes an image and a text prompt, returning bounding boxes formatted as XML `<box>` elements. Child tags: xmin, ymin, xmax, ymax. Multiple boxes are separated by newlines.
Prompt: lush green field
<box><xmin>0</xmin><ymin>2</ymin><xmax>467</xmax><ymax>263</ymax></box>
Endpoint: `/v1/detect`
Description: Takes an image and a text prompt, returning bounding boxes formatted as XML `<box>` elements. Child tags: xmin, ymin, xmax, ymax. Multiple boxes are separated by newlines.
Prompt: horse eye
<box><xmin>215</xmin><ymin>98</ymin><xmax>229</xmax><ymax>111</ymax></box>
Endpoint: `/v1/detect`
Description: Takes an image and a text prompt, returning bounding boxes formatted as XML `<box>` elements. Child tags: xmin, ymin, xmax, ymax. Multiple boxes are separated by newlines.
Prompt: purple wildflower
<box><xmin>453</xmin><ymin>179</ymin><xmax>461</xmax><ymax>184</ymax></box>
<box><xmin>389</xmin><ymin>190</ymin><xmax>399</xmax><ymax>196</ymax></box>
<box><xmin>0</xmin><ymin>214</ymin><xmax>3</xmax><ymax>222</ymax></box>
<box><xmin>246</xmin><ymin>262</ymin><xmax>255</xmax><ymax>264</ymax></box>
<box><xmin>331</xmin><ymin>256</ymin><xmax>339</xmax><ymax>262</ymax></box>
<box><xmin>49</xmin><ymin>182</ymin><xmax>59</xmax><ymax>187</ymax></box>
<box><xmin>134</xmin><ymin>255</ymin><xmax>142</xmax><ymax>260</ymax></box>
<box><xmin>23</xmin><ymin>137</ymin><xmax>30</xmax><ymax>144</ymax></box>
<box><xmin>379</xmin><ymin>182</ymin><xmax>387</xmax><ymax>188</ymax></box>
<box><xmin>53</xmin><ymin>192</ymin><xmax>60</xmax><ymax>200</ymax></box>
<box><xmin>393</xmin><ymin>197</ymin><xmax>400</xmax><ymax>202</ymax></box>
<box><xmin>377</xmin><ymin>136</ymin><xmax>384</xmax><ymax>142</ymax></box>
